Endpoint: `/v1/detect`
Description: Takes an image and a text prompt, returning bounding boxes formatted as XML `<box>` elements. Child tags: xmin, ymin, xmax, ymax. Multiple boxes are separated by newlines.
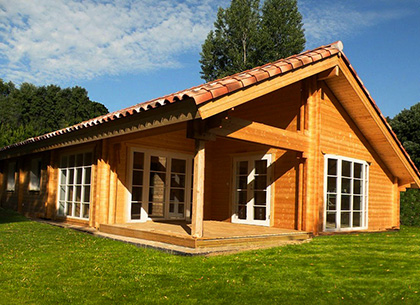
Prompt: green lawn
<box><xmin>1</xmin><ymin>208</ymin><xmax>420</xmax><ymax>304</ymax></box>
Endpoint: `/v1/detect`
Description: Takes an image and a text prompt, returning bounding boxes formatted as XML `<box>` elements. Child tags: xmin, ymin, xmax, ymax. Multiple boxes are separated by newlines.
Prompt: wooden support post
<box><xmin>45</xmin><ymin>150</ymin><xmax>57</xmax><ymax>219</ymax></box>
<box><xmin>392</xmin><ymin>177</ymin><xmax>400</xmax><ymax>228</ymax></box>
<box><xmin>95</xmin><ymin>139</ymin><xmax>111</xmax><ymax>227</ymax></box>
<box><xmin>304</xmin><ymin>77</ymin><xmax>323</xmax><ymax>234</ymax></box>
<box><xmin>297</xmin><ymin>154</ymin><xmax>305</xmax><ymax>231</ymax></box>
<box><xmin>191</xmin><ymin>139</ymin><xmax>205</xmax><ymax>238</ymax></box>
<box><xmin>108</xmin><ymin>144</ymin><xmax>118</xmax><ymax>224</ymax></box>
<box><xmin>17</xmin><ymin>161</ymin><xmax>25</xmax><ymax>214</ymax></box>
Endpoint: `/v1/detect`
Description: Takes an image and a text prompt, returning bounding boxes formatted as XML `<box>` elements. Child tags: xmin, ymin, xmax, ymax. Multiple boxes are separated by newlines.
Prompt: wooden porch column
<box><xmin>304</xmin><ymin>77</ymin><xmax>323</xmax><ymax>234</ymax></box>
<box><xmin>45</xmin><ymin>150</ymin><xmax>57</xmax><ymax>219</ymax></box>
<box><xmin>392</xmin><ymin>177</ymin><xmax>400</xmax><ymax>228</ymax></box>
<box><xmin>191</xmin><ymin>139</ymin><xmax>205</xmax><ymax>238</ymax></box>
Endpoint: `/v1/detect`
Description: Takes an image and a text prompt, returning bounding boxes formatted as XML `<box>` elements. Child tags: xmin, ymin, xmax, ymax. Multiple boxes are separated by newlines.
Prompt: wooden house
<box><xmin>1</xmin><ymin>41</ymin><xmax>419</xmax><ymax>248</ymax></box>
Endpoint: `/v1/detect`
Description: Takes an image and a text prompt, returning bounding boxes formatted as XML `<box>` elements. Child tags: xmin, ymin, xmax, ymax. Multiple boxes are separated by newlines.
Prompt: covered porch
<box><xmin>99</xmin><ymin>220</ymin><xmax>310</xmax><ymax>249</ymax></box>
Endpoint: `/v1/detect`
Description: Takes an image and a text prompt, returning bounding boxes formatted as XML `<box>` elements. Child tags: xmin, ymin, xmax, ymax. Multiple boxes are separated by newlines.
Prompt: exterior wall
<box><xmin>0</xmin><ymin>152</ymin><xmax>50</xmax><ymax>217</ymax></box>
<box><xmin>318</xmin><ymin>84</ymin><xmax>395</xmax><ymax>231</ymax></box>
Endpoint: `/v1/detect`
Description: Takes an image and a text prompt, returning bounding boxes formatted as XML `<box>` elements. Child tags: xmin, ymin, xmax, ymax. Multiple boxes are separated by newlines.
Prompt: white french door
<box><xmin>232</xmin><ymin>154</ymin><xmax>272</xmax><ymax>226</ymax></box>
<box><xmin>129</xmin><ymin>148</ymin><xmax>193</xmax><ymax>222</ymax></box>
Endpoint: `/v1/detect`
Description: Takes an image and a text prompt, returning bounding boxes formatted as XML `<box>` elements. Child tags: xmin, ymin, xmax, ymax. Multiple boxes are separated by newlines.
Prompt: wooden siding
<box><xmin>319</xmin><ymin>83</ymin><xmax>395</xmax><ymax>231</ymax></box>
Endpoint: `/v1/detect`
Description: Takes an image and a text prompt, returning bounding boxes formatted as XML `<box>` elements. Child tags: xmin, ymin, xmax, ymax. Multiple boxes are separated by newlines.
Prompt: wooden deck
<box><xmin>99</xmin><ymin>221</ymin><xmax>311</xmax><ymax>248</ymax></box>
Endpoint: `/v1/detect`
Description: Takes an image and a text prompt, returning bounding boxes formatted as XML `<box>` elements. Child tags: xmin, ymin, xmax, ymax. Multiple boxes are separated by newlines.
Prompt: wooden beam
<box><xmin>392</xmin><ymin>177</ymin><xmax>400</xmax><ymax>228</ymax></box>
<box><xmin>209</xmin><ymin>116</ymin><xmax>309</xmax><ymax>152</ymax></box>
<box><xmin>191</xmin><ymin>140</ymin><xmax>205</xmax><ymax>238</ymax></box>
<box><xmin>197</xmin><ymin>57</ymin><xmax>339</xmax><ymax>119</ymax></box>
<box><xmin>297</xmin><ymin>154</ymin><xmax>305</xmax><ymax>231</ymax></box>
<box><xmin>317</xmin><ymin>66</ymin><xmax>339</xmax><ymax>81</ymax></box>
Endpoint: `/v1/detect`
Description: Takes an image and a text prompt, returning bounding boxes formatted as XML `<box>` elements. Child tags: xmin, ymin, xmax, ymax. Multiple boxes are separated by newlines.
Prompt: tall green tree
<box><xmin>389</xmin><ymin>103</ymin><xmax>420</xmax><ymax>226</ymax></box>
<box><xmin>0</xmin><ymin>79</ymin><xmax>108</xmax><ymax>148</ymax></box>
<box><xmin>199</xmin><ymin>0</ymin><xmax>305</xmax><ymax>82</ymax></box>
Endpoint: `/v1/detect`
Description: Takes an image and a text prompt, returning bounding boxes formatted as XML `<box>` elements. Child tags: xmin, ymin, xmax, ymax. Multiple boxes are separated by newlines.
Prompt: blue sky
<box><xmin>0</xmin><ymin>0</ymin><xmax>419</xmax><ymax>118</ymax></box>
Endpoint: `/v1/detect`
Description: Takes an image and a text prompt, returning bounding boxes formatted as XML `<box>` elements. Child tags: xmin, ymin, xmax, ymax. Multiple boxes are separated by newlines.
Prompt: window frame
<box><xmin>128</xmin><ymin>147</ymin><xmax>194</xmax><ymax>223</ymax></box>
<box><xmin>323</xmin><ymin>154</ymin><xmax>369</xmax><ymax>232</ymax></box>
<box><xmin>29</xmin><ymin>158</ymin><xmax>42</xmax><ymax>192</ymax></box>
<box><xmin>57</xmin><ymin>151</ymin><xmax>93</xmax><ymax>220</ymax></box>
<box><xmin>6</xmin><ymin>161</ymin><xmax>16</xmax><ymax>192</ymax></box>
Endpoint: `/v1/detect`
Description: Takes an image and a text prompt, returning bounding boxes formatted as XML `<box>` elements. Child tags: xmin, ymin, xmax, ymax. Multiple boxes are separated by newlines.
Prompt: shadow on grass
<box><xmin>0</xmin><ymin>207</ymin><xmax>30</xmax><ymax>224</ymax></box>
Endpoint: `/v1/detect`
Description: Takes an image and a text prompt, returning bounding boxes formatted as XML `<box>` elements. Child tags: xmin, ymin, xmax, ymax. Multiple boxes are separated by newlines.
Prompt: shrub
<box><xmin>400</xmin><ymin>189</ymin><xmax>420</xmax><ymax>226</ymax></box>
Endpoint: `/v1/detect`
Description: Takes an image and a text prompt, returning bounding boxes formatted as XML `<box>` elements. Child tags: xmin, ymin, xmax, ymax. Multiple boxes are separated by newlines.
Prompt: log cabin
<box><xmin>1</xmin><ymin>41</ymin><xmax>419</xmax><ymax>248</ymax></box>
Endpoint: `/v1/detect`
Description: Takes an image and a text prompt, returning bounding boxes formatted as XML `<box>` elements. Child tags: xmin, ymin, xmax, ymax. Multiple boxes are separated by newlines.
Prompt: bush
<box><xmin>400</xmin><ymin>189</ymin><xmax>420</xmax><ymax>226</ymax></box>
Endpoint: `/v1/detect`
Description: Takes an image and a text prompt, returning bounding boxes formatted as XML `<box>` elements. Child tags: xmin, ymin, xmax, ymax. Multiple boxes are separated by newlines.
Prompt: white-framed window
<box><xmin>324</xmin><ymin>154</ymin><xmax>369</xmax><ymax>231</ymax></box>
<box><xmin>29</xmin><ymin>158</ymin><xmax>42</xmax><ymax>191</ymax></box>
<box><xmin>129</xmin><ymin>148</ymin><xmax>193</xmax><ymax>222</ymax></box>
<box><xmin>57</xmin><ymin>152</ymin><xmax>93</xmax><ymax>219</ymax></box>
<box><xmin>6</xmin><ymin>161</ymin><xmax>17</xmax><ymax>191</ymax></box>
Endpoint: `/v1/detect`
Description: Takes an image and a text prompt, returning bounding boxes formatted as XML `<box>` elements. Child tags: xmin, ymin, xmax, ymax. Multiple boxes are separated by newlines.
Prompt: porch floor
<box><xmin>99</xmin><ymin>221</ymin><xmax>310</xmax><ymax>249</ymax></box>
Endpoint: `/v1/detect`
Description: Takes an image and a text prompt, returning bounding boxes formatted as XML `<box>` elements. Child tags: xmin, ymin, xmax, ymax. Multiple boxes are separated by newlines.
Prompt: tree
<box><xmin>389</xmin><ymin>103</ymin><xmax>420</xmax><ymax>226</ymax></box>
<box><xmin>0</xmin><ymin>79</ymin><xmax>108</xmax><ymax>148</ymax></box>
<box><xmin>199</xmin><ymin>0</ymin><xmax>305</xmax><ymax>82</ymax></box>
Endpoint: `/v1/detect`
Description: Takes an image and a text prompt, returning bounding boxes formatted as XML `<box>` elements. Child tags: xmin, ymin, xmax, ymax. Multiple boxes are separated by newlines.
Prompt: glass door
<box><xmin>232</xmin><ymin>154</ymin><xmax>272</xmax><ymax>226</ymax></box>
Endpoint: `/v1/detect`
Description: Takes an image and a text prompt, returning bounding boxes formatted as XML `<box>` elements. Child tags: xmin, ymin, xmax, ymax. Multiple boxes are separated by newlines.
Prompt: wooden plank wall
<box><xmin>320</xmin><ymin>83</ymin><xmax>395</xmax><ymax>230</ymax></box>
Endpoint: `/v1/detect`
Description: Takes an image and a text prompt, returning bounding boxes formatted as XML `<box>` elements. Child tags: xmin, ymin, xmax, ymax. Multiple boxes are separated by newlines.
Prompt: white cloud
<box><xmin>300</xmin><ymin>1</ymin><xmax>412</xmax><ymax>48</ymax></box>
<box><xmin>0</xmin><ymin>0</ymin><xmax>226</xmax><ymax>85</ymax></box>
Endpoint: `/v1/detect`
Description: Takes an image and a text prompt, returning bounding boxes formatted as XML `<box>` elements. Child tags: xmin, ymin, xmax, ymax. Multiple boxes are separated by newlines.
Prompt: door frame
<box><xmin>231</xmin><ymin>153</ymin><xmax>272</xmax><ymax>226</ymax></box>
<box><xmin>127</xmin><ymin>147</ymin><xmax>194</xmax><ymax>223</ymax></box>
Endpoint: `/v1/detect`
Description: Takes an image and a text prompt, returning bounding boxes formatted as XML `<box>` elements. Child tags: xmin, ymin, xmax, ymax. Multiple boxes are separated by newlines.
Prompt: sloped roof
<box><xmin>0</xmin><ymin>41</ymin><xmax>342</xmax><ymax>152</ymax></box>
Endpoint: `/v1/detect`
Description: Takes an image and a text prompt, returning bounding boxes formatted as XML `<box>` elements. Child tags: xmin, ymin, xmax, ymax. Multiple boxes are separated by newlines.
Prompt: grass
<box><xmin>1</xmin><ymin>208</ymin><xmax>420</xmax><ymax>304</ymax></box>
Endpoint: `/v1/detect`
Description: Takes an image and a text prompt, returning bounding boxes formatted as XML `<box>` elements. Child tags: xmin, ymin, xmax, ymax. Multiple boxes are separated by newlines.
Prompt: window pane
<box><xmin>58</xmin><ymin>201</ymin><xmax>65</xmax><ymax>215</ymax></box>
<box><xmin>354</xmin><ymin>163</ymin><xmax>362</xmax><ymax>179</ymax></box>
<box><xmin>238</xmin><ymin>205</ymin><xmax>246</xmax><ymax>219</ymax></box>
<box><xmin>169</xmin><ymin>203</ymin><xmax>175</xmax><ymax>213</ymax></box>
<box><xmin>148</xmin><ymin>202</ymin><xmax>164</xmax><ymax>217</ymax></box>
<box><xmin>76</xmin><ymin>168</ymin><xmax>83</xmax><ymax>184</ymax></box>
<box><xmin>171</xmin><ymin>159</ymin><xmax>186</xmax><ymax>173</ymax></box>
<box><xmin>133</xmin><ymin>152</ymin><xmax>144</xmax><ymax>170</ymax></box>
<box><xmin>238</xmin><ymin>161</ymin><xmax>248</xmax><ymax>175</ymax></box>
<box><xmin>68</xmin><ymin>169</ymin><xmax>74</xmax><ymax>185</ymax></box>
<box><xmin>131</xmin><ymin>203</ymin><xmax>141</xmax><ymax>219</ymax></box>
<box><xmin>149</xmin><ymin>187</ymin><xmax>165</xmax><ymax>202</ymax></box>
<box><xmin>75</xmin><ymin>186</ymin><xmax>82</xmax><ymax>202</ymax></box>
<box><xmin>132</xmin><ymin>170</ymin><xmax>143</xmax><ymax>186</ymax></box>
<box><xmin>254</xmin><ymin>176</ymin><xmax>267</xmax><ymax>190</ymax></box>
<box><xmin>342</xmin><ymin>161</ymin><xmax>351</xmax><ymax>177</ymax></box>
<box><xmin>67</xmin><ymin>186</ymin><xmax>73</xmax><ymax>201</ymax></box>
<box><xmin>353</xmin><ymin>196</ymin><xmax>361</xmax><ymax>210</ymax></box>
<box><xmin>326</xmin><ymin>194</ymin><xmax>336</xmax><ymax>210</ymax></box>
<box><xmin>341</xmin><ymin>195</ymin><xmax>350</xmax><ymax>210</ymax></box>
<box><xmin>328</xmin><ymin>159</ymin><xmax>337</xmax><ymax>176</ymax></box>
<box><xmin>149</xmin><ymin>172</ymin><xmax>166</xmax><ymax>187</ymax></box>
<box><xmin>341</xmin><ymin>212</ymin><xmax>350</xmax><ymax>228</ymax></box>
<box><xmin>83</xmin><ymin>186</ymin><xmax>91</xmax><ymax>203</ymax></box>
<box><xmin>353</xmin><ymin>179</ymin><xmax>362</xmax><ymax>194</ymax></box>
<box><xmin>82</xmin><ymin>204</ymin><xmax>90</xmax><ymax>219</ymax></box>
<box><xmin>171</xmin><ymin>174</ymin><xmax>185</xmax><ymax>188</ymax></box>
<box><xmin>254</xmin><ymin>207</ymin><xmax>266</xmax><ymax>220</ymax></box>
<box><xmin>254</xmin><ymin>190</ymin><xmax>266</xmax><ymax>205</ymax></box>
<box><xmin>353</xmin><ymin>212</ymin><xmax>361</xmax><ymax>227</ymax></box>
<box><xmin>59</xmin><ymin>186</ymin><xmax>66</xmax><ymax>201</ymax></box>
<box><xmin>178</xmin><ymin>204</ymin><xmax>184</xmax><ymax>214</ymax></box>
<box><xmin>170</xmin><ymin>189</ymin><xmax>185</xmax><ymax>203</ymax></box>
<box><xmin>66</xmin><ymin>202</ymin><xmax>73</xmax><ymax>216</ymax></box>
<box><xmin>254</xmin><ymin>160</ymin><xmax>267</xmax><ymax>175</ymax></box>
<box><xmin>327</xmin><ymin>177</ymin><xmax>337</xmax><ymax>193</ymax></box>
<box><xmin>150</xmin><ymin>156</ymin><xmax>166</xmax><ymax>172</ymax></box>
<box><xmin>74</xmin><ymin>203</ymin><xmax>81</xmax><ymax>217</ymax></box>
<box><xmin>60</xmin><ymin>169</ymin><xmax>67</xmax><ymax>184</ymax></box>
<box><xmin>326</xmin><ymin>212</ymin><xmax>336</xmax><ymax>229</ymax></box>
<box><xmin>84</xmin><ymin>167</ymin><xmax>91</xmax><ymax>184</ymax></box>
<box><xmin>132</xmin><ymin>187</ymin><xmax>142</xmax><ymax>202</ymax></box>
<box><xmin>236</xmin><ymin>191</ymin><xmax>247</xmax><ymax>204</ymax></box>
<box><xmin>341</xmin><ymin>178</ymin><xmax>351</xmax><ymax>194</ymax></box>
<box><xmin>237</xmin><ymin>175</ymin><xmax>247</xmax><ymax>190</ymax></box>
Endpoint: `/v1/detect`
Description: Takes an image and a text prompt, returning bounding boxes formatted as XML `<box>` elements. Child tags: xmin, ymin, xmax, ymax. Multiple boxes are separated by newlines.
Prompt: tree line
<box><xmin>0</xmin><ymin>79</ymin><xmax>108</xmax><ymax>148</ymax></box>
